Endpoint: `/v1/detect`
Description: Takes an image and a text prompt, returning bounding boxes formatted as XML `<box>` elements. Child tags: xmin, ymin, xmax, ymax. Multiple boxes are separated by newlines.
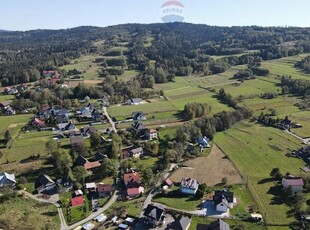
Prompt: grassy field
<box><xmin>261</xmin><ymin>54</ymin><xmax>310</xmax><ymax>80</ymax></box>
<box><xmin>214</xmin><ymin>122</ymin><xmax>305</xmax><ymax>225</ymax></box>
<box><xmin>1</xmin><ymin>130</ymin><xmax>53</xmax><ymax>163</ymax></box>
<box><xmin>241</xmin><ymin>96</ymin><xmax>301</xmax><ymax>116</ymax></box>
<box><xmin>0</xmin><ymin>94</ymin><xmax>14</xmax><ymax>102</ymax></box>
<box><xmin>0</xmin><ymin>195</ymin><xmax>60</xmax><ymax>230</ymax></box>
<box><xmin>0</xmin><ymin>114</ymin><xmax>32</xmax><ymax>134</ymax></box>
<box><xmin>213</xmin><ymin>78</ymin><xmax>280</xmax><ymax>97</ymax></box>
<box><xmin>189</xmin><ymin>216</ymin><xmax>266</xmax><ymax>230</ymax></box>
<box><xmin>152</xmin><ymin>186</ymin><xmax>202</xmax><ymax>210</ymax></box>
<box><xmin>288</xmin><ymin>111</ymin><xmax>310</xmax><ymax>138</ymax></box>
<box><xmin>60</xmin><ymin>54</ymin><xmax>104</xmax><ymax>80</ymax></box>
<box><xmin>105</xmin><ymin>197</ymin><xmax>145</xmax><ymax>218</ymax></box>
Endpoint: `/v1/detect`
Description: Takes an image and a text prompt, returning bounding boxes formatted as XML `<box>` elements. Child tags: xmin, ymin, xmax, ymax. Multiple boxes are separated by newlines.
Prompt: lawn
<box><xmin>158</xmin><ymin>126</ymin><xmax>177</xmax><ymax>139</ymax></box>
<box><xmin>61</xmin><ymin>192</ymin><xmax>91</xmax><ymax>225</ymax></box>
<box><xmin>0</xmin><ymin>195</ymin><xmax>60</xmax><ymax>230</ymax></box>
<box><xmin>214</xmin><ymin>122</ymin><xmax>305</xmax><ymax>225</ymax></box>
<box><xmin>0</xmin><ymin>94</ymin><xmax>14</xmax><ymax>102</ymax></box>
<box><xmin>229</xmin><ymin>185</ymin><xmax>259</xmax><ymax>217</ymax></box>
<box><xmin>189</xmin><ymin>216</ymin><xmax>266</xmax><ymax>230</ymax></box>
<box><xmin>0</xmin><ymin>114</ymin><xmax>32</xmax><ymax>135</ymax></box>
<box><xmin>105</xmin><ymin>197</ymin><xmax>145</xmax><ymax>218</ymax></box>
<box><xmin>130</xmin><ymin>157</ymin><xmax>158</xmax><ymax>170</ymax></box>
<box><xmin>1</xmin><ymin>130</ymin><xmax>54</xmax><ymax>163</ymax></box>
<box><xmin>287</xmin><ymin>111</ymin><xmax>310</xmax><ymax>138</ymax></box>
<box><xmin>261</xmin><ymin>54</ymin><xmax>310</xmax><ymax>80</ymax></box>
<box><xmin>152</xmin><ymin>186</ymin><xmax>202</xmax><ymax>211</ymax></box>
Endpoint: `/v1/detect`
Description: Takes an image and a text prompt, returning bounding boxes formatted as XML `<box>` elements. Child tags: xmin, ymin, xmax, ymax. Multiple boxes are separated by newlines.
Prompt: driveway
<box><xmin>201</xmin><ymin>200</ymin><xmax>230</xmax><ymax>218</ymax></box>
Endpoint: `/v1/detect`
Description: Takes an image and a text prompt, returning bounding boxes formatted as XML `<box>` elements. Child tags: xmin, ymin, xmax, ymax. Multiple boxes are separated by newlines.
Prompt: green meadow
<box><xmin>215</xmin><ymin>122</ymin><xmax>305</xmax><ymax>225</ymax></box>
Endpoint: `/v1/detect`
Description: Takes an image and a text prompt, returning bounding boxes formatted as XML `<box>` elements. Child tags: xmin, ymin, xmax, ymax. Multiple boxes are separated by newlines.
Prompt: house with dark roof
<box><xmin>282</xmin><ymin>175</ymin><xmax>304</xmax><ymax>192</ymax></box>
<box><xmin>167</xmin><ymin>215</ymin><xmax>191</xmax><ymax>230</ymax></box>
<box><xmin>80</xmin><ymin>126</ymin><xmax>96</xmax><ymax>137</ymax></box>
<box><xmin>35</xmin><ymin>174</ymin><xmax>56</xmax><ymax>194</ymax></box>
<box><xmin>213</xmin><ymin>190</ymin><xmax>234</xmax><ymax>213</ymax></box>
<box><xmin>143</xmin><ymin>204</ymin><xmax>165</xmax><ymax>227</ymax></box>
<box><xmin>209</xmin><ymin>219</ymin><xmax>230</xmax><ymax>230</ymax></box>
<box><xmin>132</xmin><ymin>122</ymin><xmax>145</xmax><ymax>132</ymax></box>
<box><xmin>0</xmin><ymin>172</ymin><xmax>16</xmax><ymax>189</ymax></box>
<box><xmin>196</xmin><ymin>219</ymin><xmax>230</xmax><ymax>230</ymax></box>
<box><xmin>70</xmin><ymin>135</ymin><xmax>84</xmax><ymax>147</ymax></box>
<box><xmin>55</xmin><ymin>114</ymin><xmax>69</xmax><ymax>124</ymax></box>
<box><xmin>57</xmin><ymin>121</ymin><xmax>76</xmax><ymax>131</ymax></box>
<box><xmin>95</xmin><ymin>152</ymin><xmax>107</xmax><ymax>162</ymax></box>
<box><xmin>129</xmin><ymin>147</ymin><xmax>143</xmax><ymax>158</ymax></box>
<box><xmin>58</xmin><ymin>109</ymin><xmax>70</xmax><ymax>118</ymax></box>
<box><xmin>91</xmin><ymin>109</ymin><xmax>101</xmax><ymax>121</ymax></box>
<box><xmin>97</xmin><ymin>184</ymin><xmax>113</xmax><ymax>197</ymax></box>
<box><xmin>126</xmin><ymin>98</ymin><xmax>143</xmax><ymax>105</ymax></box>
<box><xmin>132</xmin><ymin>112</ymin><xmax>146</xmax><ymax>121</ymax></box>
<box><xmin>180</xmin><ymin>178</ymin><xmax>199</xmax><ymax>195</ymax></box>
<box><xmin>197</xmin><ymin>136</ymin><xmax>210</xmax><ymax>148</ymax></box>
<box><xmin>281</xmin><ymin>116</ymin><xmax>292</xmax><ymax>130</ymax></box>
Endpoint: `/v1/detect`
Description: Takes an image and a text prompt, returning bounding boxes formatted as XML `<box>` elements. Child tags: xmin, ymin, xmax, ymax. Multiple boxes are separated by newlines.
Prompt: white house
<box><xmin>213</xmin><ymin>190</ymin><xmax>234</xmax><ymax>213</ymax></box>
<box><xmin>145</xmin><ymin>129</ymin><xmax>158</xmax><ymax>141</ymax></box>
<box><xmin>129</xmin><ymin>147</ymin><xmax>144</xmax><ymax>158</ymax></box>
<box><xmin>35</xmin><ymin>174</ymin><xmax>56</xmax><ymax>194</ymax></box>
<box><xmin>282</xmin><ymin>176</ymin><xmax>304</xmax><ymax>192</ymax></box>
<box><xmin>0</xmin><ymin>172</ymin><xmax>16</xmax><ymax>189</ymax></box>
<box><xmin>180</xmin><ymin>178</ymin><xmax>199</xmax><ymax>195</ymax></box>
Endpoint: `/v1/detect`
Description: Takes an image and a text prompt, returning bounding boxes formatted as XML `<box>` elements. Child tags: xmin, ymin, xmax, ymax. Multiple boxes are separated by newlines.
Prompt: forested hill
<box><xmin>1</xmin><ymin>23</ymin><xmax>310</xmax><ymax>86</ymax></box>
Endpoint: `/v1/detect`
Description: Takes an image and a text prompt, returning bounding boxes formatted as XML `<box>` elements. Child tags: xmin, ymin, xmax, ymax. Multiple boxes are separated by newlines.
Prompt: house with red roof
<box><xmin>123</xmin><ymin>171</ymin><xmax>144</xmax><ymax>199</ymax></box>
<box><xmin>282</xmin><ymin>175</ymin><xmax>304</xmax><ymax>192</ymax></box>
<box><xmin>163</xmin><ymin>178</ymin><xmax>173</xmax><ymax>187</ymax></box>
<box><xmin>32</xmin><ymin>118</ymin><xmax>45</xmax><ymax>127</ymax></box>
<box><xmin>127</xmin><ymin>186</ymin><xmax>144</xmax><ymax>199</ymax></box>
<box><xmin>71</xmin><ymin>196</ymin><xmax>84</xmax><ymax>207</ymax></box>
<box><xmin>74</xmin><ymin>155</ymin><xmax>101</xmax><ymax>173</ymax></box>
<box><xmin>124</xmin><ymin>171</ymin><xmax>141</xmax><ymax>188</ymax></box>
<box><xmin>97</xmin><ymin>184</ymin><xmax>113</xmax><ymax>197</ymax></box>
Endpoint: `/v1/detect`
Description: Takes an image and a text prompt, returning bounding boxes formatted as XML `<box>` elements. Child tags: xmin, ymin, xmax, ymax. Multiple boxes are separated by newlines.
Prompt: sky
<box><xmin>0</xmin><ymin>0</ymin><xmax>309</xmax><ymax>31</ymax></box>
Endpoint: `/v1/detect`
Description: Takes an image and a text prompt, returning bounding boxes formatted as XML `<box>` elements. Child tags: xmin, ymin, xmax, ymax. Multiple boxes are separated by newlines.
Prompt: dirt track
<box><xmin>170</xmin><ymin>144</ymin><xmax>243</xmax><ymax>186</ymax></box>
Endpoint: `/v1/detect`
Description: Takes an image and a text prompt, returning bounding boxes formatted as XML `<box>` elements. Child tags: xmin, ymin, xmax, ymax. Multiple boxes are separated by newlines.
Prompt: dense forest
<box><xmin>1</xmin><ymin>23</ymin><xmax>310</xmax><ymax>86</ymax></box>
